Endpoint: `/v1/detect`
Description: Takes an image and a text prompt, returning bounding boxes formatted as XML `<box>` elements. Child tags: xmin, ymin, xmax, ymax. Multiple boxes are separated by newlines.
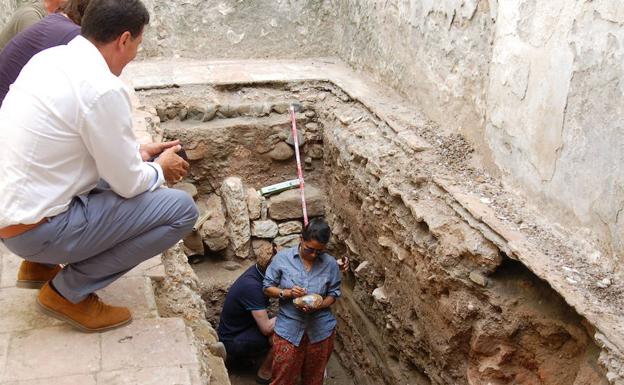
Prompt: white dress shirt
<box><xmin>0</xmin><ymin>36</ymin><xmax>164</xmax><ymax>227</ymax></box>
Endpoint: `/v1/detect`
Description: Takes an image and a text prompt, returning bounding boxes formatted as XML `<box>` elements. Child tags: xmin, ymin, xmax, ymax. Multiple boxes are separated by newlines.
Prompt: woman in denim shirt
<box><xmin>263</xmin><ymin>217</ymin><xmax>342</xmax><ymax>385</ymax></box>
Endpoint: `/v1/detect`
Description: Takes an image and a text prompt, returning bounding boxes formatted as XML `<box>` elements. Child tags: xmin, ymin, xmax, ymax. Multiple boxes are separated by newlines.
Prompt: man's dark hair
<box><xmin>62</xmin><ymin>0</ymin><xmax>91</xmax><ymax>26</ymax></box>
<box><xmin>302</xmin><ymin>218</ymin><xmax>331</xmax><ymax>244</ymax></box>
<box><xmin>81</xmin><ymin>0</ymin><xmax>150</xmax><ymax>43</ymax></box>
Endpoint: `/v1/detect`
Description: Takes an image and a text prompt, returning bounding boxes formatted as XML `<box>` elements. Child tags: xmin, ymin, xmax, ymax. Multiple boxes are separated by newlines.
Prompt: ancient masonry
<box><xmin>124</xmin><ymin>59</ymin><xmax>624</xmax><ymax>385</ymax></box>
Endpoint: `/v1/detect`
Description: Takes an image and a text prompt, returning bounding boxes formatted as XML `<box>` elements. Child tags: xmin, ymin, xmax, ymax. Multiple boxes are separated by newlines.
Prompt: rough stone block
<box><xmin>278</xmin><ymin>221</ymin><xmax>303</xmax><ymax>235</ymax></box>
<box><xmin>251</xmin><ymin>220</ymin><xmax>279</xmax><ymax>238</ymax></box>
<box><xmin>274</xmin><ymin>235</ymin><xmax>299</xmax><ymax>249</ymax></box>
<box><xmin>268</xmin><ymin>142</ymin><xmax>294</xmax><ymax>161</ymax></box>
<box><xmin>221</xmin><ymin>177</ymin><xmax>251</xmax><ymax>258</ymax></box>
<box><xmin>4</xmin><ymin>327</ymin><xmax>100</xmax><ymax>381</ymax></box>
<box><xmin>269</xmin><ymin>185</ymin><xmax>325</xmax><ymax>220</ymax></box>
<box><xmin>101</xmin><ymin>318</ymin><xmax>198</xmax><ymax>371</ymax></box>
<box><xmin>200</xmin><ymin>194</ymin><xmax>229</xmax><ymax>252</ymax></box>
<box><xmin>247</xmin><ymin>188</ymin><xmax>262</xmax><ymax>220</ymax></box>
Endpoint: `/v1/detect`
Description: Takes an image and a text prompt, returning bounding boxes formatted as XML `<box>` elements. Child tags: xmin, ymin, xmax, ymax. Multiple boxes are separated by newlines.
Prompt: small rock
<box><xmin>285</xmin><ymin>130</ymin><xmax>305</xmax><ymax>147</ymax></box>
<box><xmin>235</xmin><ymin>103</ymin><xmax>252</xmax><ymax>116</ymax></box>
<box><xmin>260</xmin><ymin>199</ymin><xmax>269</xmax><ymax>220</ymax></box>
<box><xmin>307</xmin><ymin>144</ymin><xmax>323</xmax><ymax>159</ymax></box>
<box><xmin>178</xmin><ymin>107</ymin><xmax>188</xmax><ymax>121</ymax></box>
<box><xmin>272</xmin><ymin>102</ymin><xmax>290</xmax><ymax>114</ymax></box>
<box><xmin>187</xmin><ymin>106</ymin><xmax>205</xmax><ymax>120</ymax></box>
<box><xmin>354</xmin><ymin>260</ymin><xmax>369</xmax><ymax>275</ymax></box>
<box><xmin>182</xmin><ymin>230</ymin><xmax>204</xmax><ymax>255</ymax></box>
<box><xmin>185</xmin><ymin>143</ymin><xmax>207</xmax><ymax>161</ymax></box>
<box><xmin>165</xmin><ymin>107</ymin><xmax>177</xmax><ymax>120</ymax></box>
<box><xmin>156</xmin><ymin>106</ymin><xmax>167</xmax><ymax>122</ymax></box>
<box><xmin>202</xmin><ymin>105</ymin><xmax>217</xmax><ymax>122</ymax></box>
<box><xmin>304</xmin><ymin>157</ymin><xmax>313</xmax><ymax>171</ymax></box>
<box><xmin>268</xmin><ymin>142</ymin><xmax>295</xmax><ymax>161</ymax></box>
<box><xmin>278</xmin><ymin>221</ymin><xmax>302</xmax><ymax>235</ymax></box>
<box><xmin>372</xmin><ymin>286</ymin><xmax>388</xmax><ymax>303</ymax></box>
<box><xmin>305</xmin><ymin>111</ymin><xmax>316</xmax><ymax>118</ymax></box>
<box><xmin>251</xmin><ymin>220</ymin><xmax>279</xmax><ymax>238</ymax></box>
<box><xmin>317</xmin><ymin>92</ymin><xmax>327</xmax><ymax>101</ymax></box>
<box><xmin>597</xmin><ymin>278</ymin><xmax>612</xmax><ymax>289</ymax></box>
<box><xmin>224</xmin><ymin>261</ymin><xmax>241</xmax><ymax>271</ymax></box>
<box><xmin>208</xmin><ymin>341</ymin><xmax>227</xmax><ymax>360</ymax></box>
<box><xmin>273</xmin><ymin>234</ymin><xmax>299</xmax><ymax>249</ymax></box>
<box><xmin>218</xmin><ymin>104</ymin><xmax>237</xmax><ymax>118</ymax></box>
<box><xmin>251</xmin><ymin>103</ymin><xmax>271</xmax><ymax>117</ymax></box>
<box><xmin>469</xmin><ymin>270</ymin><xmax>488</xmax><ymax>287</ymax></box>
<box><xmin>247</xmin><ymin>188</ymin><xmax>262</xmax><ymax>220</ymax></box>
<box><xmin>305</xmin><ymin>122</ymin><xmax>319</xmax><ymax>132</ymax></box>
<box><xmin>480</xmin><ymin>197</ymin><xmax>492</xmax><ymax>205</ymax></box>
<box><xmin>172</xmin><ymin>182</ymin><xmax>198</xmax><ymax>200</ymax></box>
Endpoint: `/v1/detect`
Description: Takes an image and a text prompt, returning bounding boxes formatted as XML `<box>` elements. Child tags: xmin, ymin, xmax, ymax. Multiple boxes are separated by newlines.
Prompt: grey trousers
<box><xmin>3</xmin><ymin>186</ymin><xmax>198</xmax><ymax>303</ymax></box>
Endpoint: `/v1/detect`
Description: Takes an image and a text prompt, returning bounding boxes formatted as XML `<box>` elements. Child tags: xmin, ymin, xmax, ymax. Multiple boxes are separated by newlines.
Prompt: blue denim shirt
<box><xmin>263</xmin><ymin>245</ymin><xmax>341</xmax><ymax>346</ymax></box>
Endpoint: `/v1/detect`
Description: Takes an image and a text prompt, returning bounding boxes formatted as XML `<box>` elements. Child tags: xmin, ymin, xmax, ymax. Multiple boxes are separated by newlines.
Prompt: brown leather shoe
<box><xmin>37</xmin><ymin>282</ymin><xmax>132</xmax><ymax>332</ymax></box>
<box><xmin>16</xmin><ymin>261</ymin><xmax>62</xmax><ymax>289</ymax></box>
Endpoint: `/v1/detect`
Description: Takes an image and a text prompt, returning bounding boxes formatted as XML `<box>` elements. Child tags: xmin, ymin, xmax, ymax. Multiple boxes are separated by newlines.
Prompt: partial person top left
<box><xmin>0</xmin><ymin>0</ymin><xmax>81</xmax><ymax>106</ymax></box>
<box><xmin>0</xmin><ymin>0</ymin><xmax>66</xmax><ymax>51</ymax></box>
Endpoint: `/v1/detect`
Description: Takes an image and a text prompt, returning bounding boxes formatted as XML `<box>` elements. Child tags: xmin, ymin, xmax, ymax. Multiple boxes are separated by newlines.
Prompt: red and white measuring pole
<box><xmin>289</xmin><ymin>104</ymin><xmax>308</xmax><ymax>226</ymax></box>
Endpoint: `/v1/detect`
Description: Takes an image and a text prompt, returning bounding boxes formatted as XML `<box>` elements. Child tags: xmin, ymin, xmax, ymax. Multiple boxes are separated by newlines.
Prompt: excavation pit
<box><xmin>140</xmin><ymin>82</ymin><xmax>610</xmax><ymax>385</ymax></box>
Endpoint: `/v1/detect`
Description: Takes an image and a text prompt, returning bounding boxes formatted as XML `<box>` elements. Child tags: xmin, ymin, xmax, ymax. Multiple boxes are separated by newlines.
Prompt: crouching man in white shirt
<box><xmin>0</xmin><ymin>0</ymin><xmax>198</xmax><ymax>332</ymax></box>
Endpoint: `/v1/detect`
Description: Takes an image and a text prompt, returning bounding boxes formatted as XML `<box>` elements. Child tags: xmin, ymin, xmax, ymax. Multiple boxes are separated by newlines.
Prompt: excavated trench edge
<box><xmin>138</xmin><ymin>78</ymin><xmax>621</xmax><ymax>385</ymax></box>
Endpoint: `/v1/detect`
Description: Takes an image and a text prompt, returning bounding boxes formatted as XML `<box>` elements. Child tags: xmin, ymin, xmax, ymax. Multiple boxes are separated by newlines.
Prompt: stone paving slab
<box><xmin>0</xmin><ymin>333</ymin><xmax>10</xmax><ymax>382</ymax></box>
<box><xmin>4</xmin><ymin>326</ymin><xmax>101</xmax><ymax>382</ymax></box>
<box><xmin>0</xmin><ymin>232</ymin><xmax>199</xmax><ymax>385</ymax></box>
<box><xmin>99</xmin><ymin>277</ymin><xmax>159</xmax><ymax>320</ymax></box>
<box><xmin>0</xmin><ymin>245</ymin><xmax>19</xmax><ymax>289</ymax></box>
<box><xmin>0</xmin><ymin>287</ymin><xmax>64</xmax><ymax>332</ymax></box>
<box><xmin>96</xmin><ymin>366</ymin><xmax>192</xmax><ymax>385</ymax></box>
<box><xmin>100</xmin><ymin>318</ymin><xmax>198</xmax><ymax>372</ymax></box>
<box><xmin>3</xmin><ymin>374</ymin><xmax>97</xmax><ymax>385</ymax></box>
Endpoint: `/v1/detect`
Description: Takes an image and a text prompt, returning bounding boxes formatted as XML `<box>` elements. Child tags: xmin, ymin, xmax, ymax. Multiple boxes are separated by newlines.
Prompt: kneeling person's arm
<box><xmin>251</xmin><ymin>310</ymin><xmax>275</xmax><ymax>336</ymax></box>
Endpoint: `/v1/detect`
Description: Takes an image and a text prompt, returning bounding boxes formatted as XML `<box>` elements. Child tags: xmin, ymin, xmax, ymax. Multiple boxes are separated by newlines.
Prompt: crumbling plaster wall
<box><xmin>330</xmin><ymin>0</ymin><xmax>497</xmax><ymax>167</ymax></box>
<box><xmin>138</xmin><ymin>0</ymin><xmax>338</xmax><ymax>59</ymax></box>
<box><xmin>330</xmin><ymin>0</ymin><xmax>624</xmax><ymax>265</ymax></box>
<box><xmin>486</xmin><ymin>1</ymin><xmax>624</xmax><ymax>264</ymax></box>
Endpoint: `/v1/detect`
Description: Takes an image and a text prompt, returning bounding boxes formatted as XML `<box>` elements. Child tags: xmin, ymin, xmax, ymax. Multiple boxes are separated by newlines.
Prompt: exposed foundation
<box><xmin>139</xmin><ymin>81</ymin><xmax>612</xmax><ymax>385</ymax></box>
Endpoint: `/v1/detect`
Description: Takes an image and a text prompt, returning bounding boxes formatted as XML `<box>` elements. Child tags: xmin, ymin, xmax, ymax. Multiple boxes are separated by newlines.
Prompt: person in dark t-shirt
<box><xmin>0</xmin><ymin>0</ymin><xmax>89</xmax><ymax>106</ymax></box>
<box><xmin>218</xmin><ymin>249</ymin><xmax>276</xmax><ymax>385</ymax></box>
